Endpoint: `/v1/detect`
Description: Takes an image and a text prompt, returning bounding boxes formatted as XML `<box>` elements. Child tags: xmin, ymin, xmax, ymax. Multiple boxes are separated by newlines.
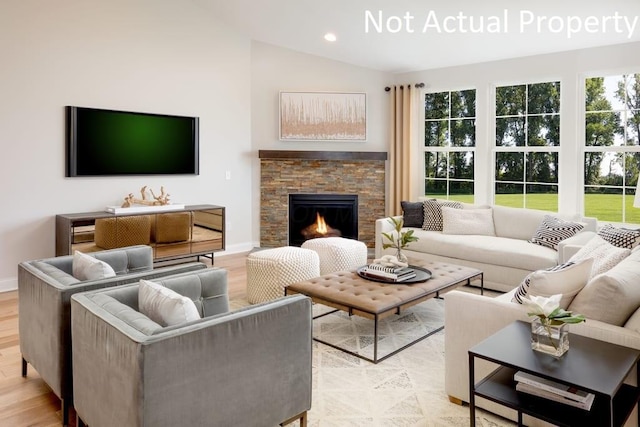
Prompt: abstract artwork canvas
<box><xmin>279</xmin><ymin>92</ymin><xmax>367</xmax><ymax>141</ymax></box>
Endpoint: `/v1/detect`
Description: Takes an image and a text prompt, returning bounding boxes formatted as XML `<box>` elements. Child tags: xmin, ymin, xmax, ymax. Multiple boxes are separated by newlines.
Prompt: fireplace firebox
<box><xmin>288</xmin><ymin>194</ymin><xmax>358</xmax><ymax>246</ymax></box>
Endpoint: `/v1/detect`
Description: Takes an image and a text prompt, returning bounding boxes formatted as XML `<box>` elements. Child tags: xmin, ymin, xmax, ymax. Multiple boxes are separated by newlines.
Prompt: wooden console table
<box><xmin>56</xmin><ymin>204</ymin><xmax>225</xmax><ymax>264</ymax></box>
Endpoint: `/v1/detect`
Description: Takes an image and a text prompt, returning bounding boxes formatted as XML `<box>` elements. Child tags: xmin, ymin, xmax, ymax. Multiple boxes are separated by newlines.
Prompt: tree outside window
<box><xmin>584</xmin><ymin>74</ymin><xmax>640</xmax><ymax>223</ymax></box>
<box><xmin>424</xmin><ymin>89</ymin><xmax>476</xmax><ymax>203</ymax></box>
<box><xmin>495</xmin><ymin>82</ymin><xmax>560</xmax><ymax>211</ymax></box>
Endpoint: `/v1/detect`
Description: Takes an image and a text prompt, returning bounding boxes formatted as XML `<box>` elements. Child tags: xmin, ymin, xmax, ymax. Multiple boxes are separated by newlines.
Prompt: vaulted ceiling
<box><xmin>195</xmin><ymin>0</ymin><xmax>640</xmax><ymax>73</ymax></box>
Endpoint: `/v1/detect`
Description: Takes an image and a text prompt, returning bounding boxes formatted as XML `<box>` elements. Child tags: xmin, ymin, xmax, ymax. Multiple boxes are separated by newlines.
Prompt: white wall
<box><xmin>0</xmin><ymin>0</ymin><xmax>254</xmax><ymax>290</ymax></box>
<box><xmin>396</xmin><ymin>41</ymin><xmax>640</xmax><ymax>214</ymax></box>
<box><xmin>250</xmin><ymin>41</ymin><xmax>391</xmax><ymax>244</ymax></box>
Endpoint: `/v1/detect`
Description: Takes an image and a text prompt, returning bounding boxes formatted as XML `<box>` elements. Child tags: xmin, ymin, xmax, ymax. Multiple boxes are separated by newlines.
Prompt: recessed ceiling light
<box><xmin>324</xmin><ymin>33</ymin><xmax>337</xmax><ymax>42</ymax></box>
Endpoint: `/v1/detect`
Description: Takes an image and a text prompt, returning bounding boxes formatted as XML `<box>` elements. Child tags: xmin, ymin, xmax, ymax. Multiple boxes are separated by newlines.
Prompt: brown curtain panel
<box><xmin>388</xmin><ymin>85</ymin><xmax>415</xmax><ymax>216</ymax></box>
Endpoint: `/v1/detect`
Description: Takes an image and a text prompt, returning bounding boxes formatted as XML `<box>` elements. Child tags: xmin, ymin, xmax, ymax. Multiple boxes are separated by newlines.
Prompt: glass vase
<box><xmin>395</xmin><ymin>247</ymin><xmax>408</xmax><ymax>264</ymax></box>
<box><xmin>531</xmin><ymin>318</ymin><xmax>569</xmax><ymax>358</ymax></box>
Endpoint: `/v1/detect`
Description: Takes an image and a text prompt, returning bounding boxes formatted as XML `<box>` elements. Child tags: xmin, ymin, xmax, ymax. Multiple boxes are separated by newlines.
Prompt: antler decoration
<box><xmin>121</xmin><ymin>186</ymin><xmax>171</xmax><ymax>207</ymax></box>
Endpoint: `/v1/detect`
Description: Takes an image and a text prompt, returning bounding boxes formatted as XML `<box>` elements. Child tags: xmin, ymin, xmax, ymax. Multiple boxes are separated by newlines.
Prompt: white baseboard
<box><xmin>217</xmin><ymin>242</ymin><xmax>256</xmax><ymax>256</ymax></box>
<box><xmin>0</xmin><ymin>277</ymin><xmax>17</xmax><ymax>293</ymax></box>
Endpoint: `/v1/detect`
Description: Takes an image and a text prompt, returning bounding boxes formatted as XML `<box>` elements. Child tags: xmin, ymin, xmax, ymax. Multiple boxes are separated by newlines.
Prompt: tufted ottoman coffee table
<box><xmin>285</xmin><ymin>259</ymin><xmax>482</xmax><ymax>363</ymax></box>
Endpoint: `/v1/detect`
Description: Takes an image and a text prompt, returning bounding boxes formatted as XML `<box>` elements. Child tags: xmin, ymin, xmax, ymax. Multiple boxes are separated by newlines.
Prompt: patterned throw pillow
<box><xmin>597</xmin><ymin>224</ymin><xmax>640</xmax><ymax>249</ymax></box>
<box><xmin>400</xmin><ymin>201</ymin><xmax>424</xmax><ymax>228</ymax></box>
<box><xmin>529</xmin><ymin>215</ymin><xmax>584</xmax><ymax>251</ymax></box>
<box><xmin>512</xmin><ymin>258</ymin><xmax>593</xmax><ymax>308</ymax></box>
<box><xmin>422</xmin><ymin>199</ymin><xmax>463</xmax><ymax>231</ymax></box>
<box><xmin>568</xmin><ymin>234</ymin><xmax>631</xmax><ymax>278</ymax></box>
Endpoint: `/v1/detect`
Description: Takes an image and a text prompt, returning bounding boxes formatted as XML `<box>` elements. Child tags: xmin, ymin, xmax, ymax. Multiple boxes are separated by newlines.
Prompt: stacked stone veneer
<box><xmin>260</xmin><ymin>158</ymin><xmax>386</xmax><ymax>248</ymax></box>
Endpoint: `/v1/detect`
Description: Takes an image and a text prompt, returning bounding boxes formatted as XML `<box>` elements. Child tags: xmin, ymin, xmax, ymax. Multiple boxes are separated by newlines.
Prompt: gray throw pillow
<box><xmin>401</xmin><ymin>201</ymin><xmax>424</xmax><ymax>228</ymax></box>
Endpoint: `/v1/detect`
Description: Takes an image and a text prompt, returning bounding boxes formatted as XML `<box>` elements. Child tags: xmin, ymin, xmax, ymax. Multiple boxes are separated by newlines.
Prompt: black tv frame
<box><xmin>65</xmin><ymin>106</ymin><xmax>199</xmax><ymax>177</ymax></box>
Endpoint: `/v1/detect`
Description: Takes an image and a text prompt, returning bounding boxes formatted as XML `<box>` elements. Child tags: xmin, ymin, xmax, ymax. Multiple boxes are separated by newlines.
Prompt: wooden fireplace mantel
<box><xmin>258</xmin><ymin>150</ymin><xmax>388</xmax><ymax>161</ymax></box>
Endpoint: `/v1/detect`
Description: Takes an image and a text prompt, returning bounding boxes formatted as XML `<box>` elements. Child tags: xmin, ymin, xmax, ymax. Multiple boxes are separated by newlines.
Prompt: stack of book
<box><xmin>514</xmin><ymin>371</ymin><xmax>595</xmax><ymax>410</ymax></box>
<box><xmin>360</xmin><ymin>264</ymin><xmax>416</xmax><ymax>282</ymax></box>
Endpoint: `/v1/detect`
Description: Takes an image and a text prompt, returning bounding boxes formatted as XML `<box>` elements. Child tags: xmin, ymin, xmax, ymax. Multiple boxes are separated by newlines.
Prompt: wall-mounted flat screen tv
<box><xmin>66</xmin><ymin>106</ymin><xmax>199</xmax><ymax>177</ymax></box>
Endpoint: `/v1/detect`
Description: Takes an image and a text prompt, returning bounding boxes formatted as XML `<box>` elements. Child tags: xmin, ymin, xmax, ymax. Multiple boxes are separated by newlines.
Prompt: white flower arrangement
<box><xmin>521</xmin><ymin>294</ymin><xmax>586</xmax><ymax>327</ymax></box>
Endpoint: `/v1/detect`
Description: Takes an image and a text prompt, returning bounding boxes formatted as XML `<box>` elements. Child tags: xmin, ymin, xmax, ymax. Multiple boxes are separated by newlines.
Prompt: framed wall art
<box><xmin>279</xmin><ymin>91</ymin><xmax>367</xmax><ymax>141</ymax></box>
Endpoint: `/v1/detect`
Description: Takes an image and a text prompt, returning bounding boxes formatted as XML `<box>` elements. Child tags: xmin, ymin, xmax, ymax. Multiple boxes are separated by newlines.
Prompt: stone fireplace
<box><xmin>259</xmin><ymin>150</ymin><xmax>387</xmax><ymax>248</ymax></box>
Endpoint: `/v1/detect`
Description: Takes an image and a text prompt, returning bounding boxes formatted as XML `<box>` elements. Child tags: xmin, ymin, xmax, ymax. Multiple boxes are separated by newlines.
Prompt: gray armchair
<box><xmin>18</xmin><ymin>245</ymin><xmax>207</xmax><ymax>426</ymax></box>
<box><xmin>71</xmin><ymin>269</ymin><xmax>312</xmax><ymax>427</ymax></box>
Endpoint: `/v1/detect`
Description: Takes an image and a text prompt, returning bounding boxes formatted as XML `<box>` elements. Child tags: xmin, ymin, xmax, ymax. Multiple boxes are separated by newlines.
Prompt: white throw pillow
<box><xmin>72</xmin><ymin>250</ymin><xmax>116</xmax><ymax>281</ymax></box>
<box><xmin>441</xmin><ymin>207</ymin><xmax>496</xmax><ymax>236</ymax></box>
<box><xmin>138</xmin><ymin>279</ymin><xmax>201</xmax><ymax>327</ymax></box>
<box><xmin>568</xmin><ymin>234</ymin><xmax>631</xmax><ymax>278</ymax></box>
<box><xmin>512</xmin><ymin>258</ymin><xmax>593</xmax><ymax>308</ymax></box>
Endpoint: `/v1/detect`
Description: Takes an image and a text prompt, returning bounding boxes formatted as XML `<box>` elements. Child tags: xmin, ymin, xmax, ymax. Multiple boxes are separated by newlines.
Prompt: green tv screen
<box><xmin>66</xmin><ymin>106</ymin><xmax>199</xmax><ymax>176</ymax></box>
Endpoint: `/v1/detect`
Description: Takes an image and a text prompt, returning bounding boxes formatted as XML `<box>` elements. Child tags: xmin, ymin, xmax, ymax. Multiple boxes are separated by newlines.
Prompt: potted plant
<box><xmin>381</xmin><ymin>217</ymin><xmax>419</xmax><ymax>263</ymax></box>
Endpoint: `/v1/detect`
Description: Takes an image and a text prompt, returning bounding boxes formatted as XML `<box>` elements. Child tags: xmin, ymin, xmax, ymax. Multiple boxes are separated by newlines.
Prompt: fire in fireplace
<box><xmin>288</xmin><ymin>194</ymin><xmax>358</xmax><ymax>246</ymax></box>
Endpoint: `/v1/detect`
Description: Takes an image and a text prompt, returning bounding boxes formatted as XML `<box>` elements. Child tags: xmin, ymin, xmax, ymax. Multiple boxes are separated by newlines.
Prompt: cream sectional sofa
<box><xmin>444</xmin><ymin>245</ymin><xmax>640</xmax><ymax>426</ymax></box>
<box><xmin>375</xmin><ymin>203</ymin><xmax>597</xmax><ymax>292</ymax></box>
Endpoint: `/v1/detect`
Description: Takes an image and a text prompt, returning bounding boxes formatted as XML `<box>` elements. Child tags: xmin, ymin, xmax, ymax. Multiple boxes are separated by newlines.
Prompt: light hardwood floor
<box><xmin>0</xmin><ymin>251</ymin><xmax>251</xmax><ymax>427</ymax></box>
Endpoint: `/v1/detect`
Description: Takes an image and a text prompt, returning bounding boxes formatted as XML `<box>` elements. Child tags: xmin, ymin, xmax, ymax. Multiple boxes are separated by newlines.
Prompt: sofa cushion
<box><xmin>569</xmin><ymin>249</ymin><xmax>640</xmax><ymax>326</ymax></box>
<box><xmin>442</xmin><ymin>207</ymin><xmax>496</xmax><ymax>236</ymax></box>
<box><xmin>406</xmin><ymin>230</ymin><xmax>558</xmax><ymax>272</ymax></box>
<box><xmin>569</xmin><ymin>234</ymin><xmax>630</xmax><ymax>278</ymax></box>
<box><xmin>423</xmin><ymin>199</ymin><xmax>462</xmax><ymax>231</ymax></box>
<box><xmin>529</xmin><ymin>215</ymin><xmax>584</xmax><ymax>251</ymax></box>
<box><xmin>597</xmin><ymin>224</ymin><xmax>640</xmax><ymax>250</ymax></box>
<box><xmin>89</xmin><ymin>293</ymin><xmax>162</xmax><ymax>335</ymax></box>
<box><xmin>138</xmin><ymin>279</ymin><xmax>201</xmax><ymax>327</ymax></box>
<box><xmin>512</xmin><ymin>258</ymin><xmax>593</xmax><ymax>308</ymax></box>
<box><xmin>492</xmin><ymin>205</ymin><xmax>545</xmax><ymax>240</ymax></box>
<box><xmin>72</xmin><ymin>250</ymin><xmax>116</xmax><ymax>281</ymax></box>
<box><xmin>401</xmin><ymin>201</ymin><xmax>424</xmax><ymax>228</ymax></box>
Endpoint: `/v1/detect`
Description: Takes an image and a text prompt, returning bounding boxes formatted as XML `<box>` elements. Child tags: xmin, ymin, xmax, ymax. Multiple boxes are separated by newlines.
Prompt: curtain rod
<box><xmin>384</xmin><ymin>83</ymin><xmax>425</xmax><ymax>91</ymax></box>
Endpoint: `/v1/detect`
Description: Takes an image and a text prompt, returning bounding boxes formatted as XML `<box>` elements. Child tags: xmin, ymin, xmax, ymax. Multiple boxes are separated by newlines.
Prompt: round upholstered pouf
<box><xmin>246</xmin><ymin>246</ymin><xmax>320</xmax><ymax>304</ymax></box>
<box><xmin>301</xmin><ymin>237</ymin><xmax>368</xmax><ymax>275</ymax></box>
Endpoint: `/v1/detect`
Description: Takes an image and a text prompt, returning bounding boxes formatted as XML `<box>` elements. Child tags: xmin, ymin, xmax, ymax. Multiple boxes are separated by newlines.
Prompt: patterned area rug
<box><xmin>232</xmin><ymin>297</ymin><xmax>516</xmax><ymax>427</ymax></box>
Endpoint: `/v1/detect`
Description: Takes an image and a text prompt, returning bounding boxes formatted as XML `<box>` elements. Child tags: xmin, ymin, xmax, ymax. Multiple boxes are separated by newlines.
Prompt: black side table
<box><xmin>468</xmin><ymin>321</ymin><xmax>640</xmax><ymax>427</ymax></box>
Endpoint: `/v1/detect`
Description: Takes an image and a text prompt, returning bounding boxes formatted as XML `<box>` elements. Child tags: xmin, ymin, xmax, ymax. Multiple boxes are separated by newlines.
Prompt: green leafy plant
<box><xmin>381</xmin><ymin>217</ymin><xmax>419</xmax><ymax>250</ymax></box>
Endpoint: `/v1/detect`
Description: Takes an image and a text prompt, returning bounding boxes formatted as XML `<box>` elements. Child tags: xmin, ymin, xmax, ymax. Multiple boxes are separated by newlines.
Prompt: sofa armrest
<box><xmin>374</xmin><ymin>215</ymin><xmax>403</xmax><ymax>259</ymax></box>
<box><xmin>71</xmin><ymin>294</ymin><xmax>312</xmax><ymax>427</ymax></box>
<box><xmin>445</xmin><ymin>291</ymin><xmax>530</xmax><ymax>404</ymax></box>
<box><xmin>445</xmin><ymin>289</ymin><xmax>640</xmax><ymax>406</ymax></box>
<box><xmin>557</xmin><ymin>231</ymin><xmax>596</xmax><ymax>264</ymax></box>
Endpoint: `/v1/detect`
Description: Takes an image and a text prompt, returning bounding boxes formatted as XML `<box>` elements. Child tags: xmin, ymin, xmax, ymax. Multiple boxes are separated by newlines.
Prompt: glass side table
<box><xmin>468</xmin><ymin>321</ymin><xmax>640</xmax><ymax>427</ymax></box>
